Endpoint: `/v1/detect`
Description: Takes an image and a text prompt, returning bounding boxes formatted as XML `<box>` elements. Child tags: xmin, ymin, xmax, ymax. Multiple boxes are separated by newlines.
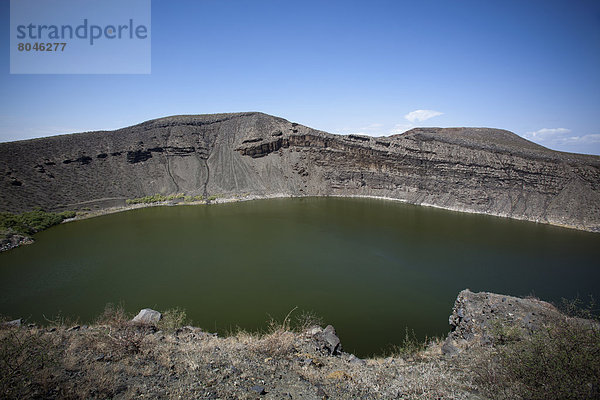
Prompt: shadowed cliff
<box><xmin>1</xmin><ymin>112</ymin><xmax>599</xmax><ymax>231</ymax></box>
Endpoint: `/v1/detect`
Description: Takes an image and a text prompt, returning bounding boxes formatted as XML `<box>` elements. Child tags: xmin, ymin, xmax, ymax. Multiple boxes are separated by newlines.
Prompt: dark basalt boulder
<box><xmin>305</xmin><ymin>325</ymin><xmax>343</xmax><ymax>355</ymax></box>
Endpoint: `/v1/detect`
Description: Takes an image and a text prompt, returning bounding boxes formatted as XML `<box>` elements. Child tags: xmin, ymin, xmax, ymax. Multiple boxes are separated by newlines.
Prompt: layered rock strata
<box><xmin>1</xmin><ymin>112</ymin><xmax>599</xmax><ymax>231</ymax></box>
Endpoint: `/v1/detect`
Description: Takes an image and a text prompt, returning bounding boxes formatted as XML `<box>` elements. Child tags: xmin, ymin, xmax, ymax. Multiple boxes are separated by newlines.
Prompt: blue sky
<box><xmin>1</xmin><ymin>0</ymin><xmax>600</xmax><ymax>155</ymax></box>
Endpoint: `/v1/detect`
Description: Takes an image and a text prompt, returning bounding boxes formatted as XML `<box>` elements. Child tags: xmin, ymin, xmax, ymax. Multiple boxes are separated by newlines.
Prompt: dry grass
<box><xmin>228</xmin><ymin>306</ymin><xmax>317</xmax><ymax>357</ymax></box>
<box><xmin>471</xmin><ymin>305</ymin><xmax>600</xmax><ymax>400</ymax></box>
<box><xmin>4</xmin><ymin>295</ymin><xmax>598</xmax><ymax>400</ymax></box>
<box><xmin>0</xmin><ymin>306</ymin><xmax>482</xmax><ymax>399</ymax></box>
<box><xmin>156</xmin><ymin>307</ymin><xmax>188</xmax><ymax>332</ymax></box>
<box><xmin>0</xmin><ymin>325</ymin><xmax>59</xmax><ymax>398</ymax></box>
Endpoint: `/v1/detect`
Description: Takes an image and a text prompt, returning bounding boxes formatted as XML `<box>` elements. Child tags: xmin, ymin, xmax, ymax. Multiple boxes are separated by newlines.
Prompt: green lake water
<box><xmin>1</xmin><ymin>197</ymin><xmax>599</xmax><ymax>356</ymax></box>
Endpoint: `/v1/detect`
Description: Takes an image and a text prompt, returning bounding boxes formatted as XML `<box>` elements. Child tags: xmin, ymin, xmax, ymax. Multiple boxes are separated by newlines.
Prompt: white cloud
<box><xmin>578</xmin><ymin>134</ymin><xmax>600</xmax><ymax>144</ymax></box>
<box><xmin>404</xmin><ymin>109</ymin><xmax>443</xmax><ymax>123</ymax></box>
<box><xmin>555</xmin><ymin>133</ymin><xmax>600</xmax><ymax>145</ymax></box>
<box><xmin>523</xmin><ymin>127</ymin><xmax>600</xmax><ymax>155</ymax></box>
<box><xmin>526</xmin><ymin>128</ymin><xmax>571</xmax><ymax>138</ymax></box>
<box><xmin>390</xmin><ymin>122</ymin><xmax>415</xmax><ymax>135</ymax></box>
<box><xmin>339</xmin><ymin>112</ymin><xmax>443</xmax><ymax>138</ymax></box>
<box><xmin>337</xmin><ymin>123</ymin><xmax>384</xmax><ymax>136</ymax></box>
<box><xmin>360</xmin><ymin>123</ymin><xmax>384</xmax><ymax>131</ymax></box>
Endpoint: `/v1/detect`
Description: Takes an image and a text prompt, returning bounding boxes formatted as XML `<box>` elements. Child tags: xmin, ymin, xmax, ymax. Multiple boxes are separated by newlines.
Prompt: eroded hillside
<box><xmin>1</xmin><ymin>112</ymin><xmax>599</xmax><ymax>231</ymax></box>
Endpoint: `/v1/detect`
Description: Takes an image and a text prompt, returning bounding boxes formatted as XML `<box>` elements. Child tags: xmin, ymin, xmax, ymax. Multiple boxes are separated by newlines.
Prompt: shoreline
<box><xmin>1</xmin><ymin>192</ymin><xmax>594</xmax><ymax>253</ymax></box>
<box><xmin>64</xmin><ymin>192</ymin><xmax>593</xmax><ymax>233</ymax></box>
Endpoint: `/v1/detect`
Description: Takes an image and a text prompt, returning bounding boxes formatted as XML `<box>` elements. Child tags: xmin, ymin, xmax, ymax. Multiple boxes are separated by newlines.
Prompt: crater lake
<box><xmin>1</xmin><ymin>197</ymin><xmax>599</xmax><ymax>356</ymax></box>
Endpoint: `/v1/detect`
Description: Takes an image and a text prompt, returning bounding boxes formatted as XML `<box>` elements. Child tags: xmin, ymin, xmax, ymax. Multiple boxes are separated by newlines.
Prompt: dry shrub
<box><xmin>237</xmin><ymin>321</ymin><xmax>296</xmax><ymax>357</ymax></box>
<box><xmin>326</xmin><ymin>370</ymin><xmax>352</xmax><ymax>381</ymax></box>
<box><xmin>379</xmin><ymin>328</ymin><xmax>439</xmax><ymax>361</ymax></box>
<box><xmin>157</xmin><ymin>307</ymin><xmax>188</xmax><ymax>333</ymax></box>
<box><xmin>41</xmin><ymin>310</ymin><xmax>79</xmax><ymax>330</ymax></box>
<box><xmin>468</xmin><ymin>346</ymin><xmax>522</xmax><ymax>399</ymax></box>
<box><xmin>473</xmin><ymin>307</ymin><xmax>600</xmax><ymax>400</ymax></box>
<box><xmin>0</xmin><ymin>326</ymin><xmax>59</xmax><ymax>399</ymax></box>
<box><xmin>254</xmin><ymin>328</ymin><xmax>296</xmax><ymax>356</ymax></box>
<box><xmin>257</xmin><ymin>307</ymin><xmax>301</xmax><ymax>356</ymax></box>
<box><xmin>59</xmin><ymin>362</ymin><xmax>123</xmax><ymax>400</ymax></box>
<box><xmin>293</xmin><ymin>310</ymin><xmax>322</xmax><ymax>332</ymax></box>
<box><xmin>501</xmin><ymin>319</ymin><xmax>599</xmax><ymax>400</ymax></box>
<box><xmin>107</xmin><ymin>326</ymin><xmax>148</xmax><ymax>356</ymax></box>
<box><xmin>400</xmin><ymin>358</ymin><xmax>476</xmax><ymax>400</ymax></box>
<box><xmin>95</xmin><ymin>303</ymin><xmax>130</xmax><ymax>327</ymax></box>
<box><xmin>232</xmin><ymin>308</ymin><xmax>302</xmax><ymax>357</ymax></box>
<box><xmin>95</xmin><ymin>303</ymin><xmax>148</xmax><ymax>356</ymax></box>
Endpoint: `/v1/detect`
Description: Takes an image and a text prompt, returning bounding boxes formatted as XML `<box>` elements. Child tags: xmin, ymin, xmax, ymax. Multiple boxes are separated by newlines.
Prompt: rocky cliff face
<box><xmin>1</xmin><ymin>112</ymin><xmax>599</xmax><ymax>231</ymax></box>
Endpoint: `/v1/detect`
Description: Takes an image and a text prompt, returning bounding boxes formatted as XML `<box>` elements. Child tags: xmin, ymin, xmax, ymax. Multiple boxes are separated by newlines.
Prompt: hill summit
<box><xmin>1</xmin><ymin>112</ymin><xmax>599</xmax><ymax>231</ymax></box>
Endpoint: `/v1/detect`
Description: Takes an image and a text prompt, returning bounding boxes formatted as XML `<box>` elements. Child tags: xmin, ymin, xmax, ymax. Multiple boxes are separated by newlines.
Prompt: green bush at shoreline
<box><xmin>125</xmin><ymin>193</ymin><xmax>185</xmax><ymax>205</ymax></box>
<box><xmin>0</xmin><ymin>209</ymin><xmax>76</xmax><ymax>237</ymax></box>
<box><xmin>126</xmin><ymin>193</ymin><xmax>206</xmax><ymax>205</ymax></box>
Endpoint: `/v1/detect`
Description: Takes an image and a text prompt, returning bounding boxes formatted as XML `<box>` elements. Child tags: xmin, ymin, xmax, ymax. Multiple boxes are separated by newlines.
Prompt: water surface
<box><xmin>1</xmin><ymin>197</ymin><xmax>598</xmax><ymax>356</ymax></box>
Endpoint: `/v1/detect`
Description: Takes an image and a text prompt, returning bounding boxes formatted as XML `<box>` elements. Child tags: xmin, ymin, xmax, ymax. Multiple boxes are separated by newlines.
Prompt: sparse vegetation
<box><xmin>95</xmin><ymin>303</ymin><xmax>131</xmax><ymax>327</ymax></box>
<box><xmin>125</xmin><ymin>193</ymin><xmax>205</xmax><ymax>205</ymax></box>
<box><xmin>125</xmin><ymin>193</ymin><xmax>185</xmax><ymax>205</ymax></box>
<box><xmin>381</xmin><ymin>327</ymin><xmax>437</xmax><ymax>359</ymax></box>
<box><xmin>253</xmin><ymin>307</ymin><xmax>303</xmax><ymax>356</ymax></box>
<box><xmin>488</xmin><ymin>318</ymin><xmax>522</xmax><ymax>345</ymax></box>
<box><xmin>0</xmin><ymin>209</ymin><xmax>75</xmax><ymax>236</ymax></box>
<box><xmin>0</xmin><ymin>323</ymin><xmax>59</xmax><ymax>399</ymax></box>
<box><xmin>206</xmin><ymin>194</ymin><xmax>223</xmax><ymax>202</ymax></box>
<box><xmin>183</xmin><ymin>195</ymin><xmax>204</xmax><ymax>202</ymax></box>
<box><xmin>292</xmin><ymin>309</ymin><xmax>323</xmax><ymax>332</ymax></box>
<box><xmin>1</xmin><ymin>305</ymin><xmax>467</xmax><ymax>399</ymax></box>
<box><xmin>474</xmin><ymin>298</ymin><xmax>600</xmax><ymax>400</ymax></box>
<box><xmin>157</xmin><ymin>307</ymin><xmax>189</xmax><ymax>333</ymax></box>
<box><xmin>94</xmin><ymin>303</ymin><xmax>149</xmax><ymax>355</ymax></box>
<box><xmin>2</xmin><ymin>298</ymin><xmax>598</xmax><ymax>399</ymax></box>
<box><xmin>0</xmin><ymin>210</ymin><xmax>76</xmax><ymax>249</ymax></box>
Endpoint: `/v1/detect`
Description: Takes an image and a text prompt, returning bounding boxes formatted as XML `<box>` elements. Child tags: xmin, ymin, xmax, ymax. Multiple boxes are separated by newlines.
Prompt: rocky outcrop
<box><xmin>0</xmin><ymin>233</ymin><xmax>34</xmax><ymax>252</ymax></box>
<box><xmin>444</xmin><ymin>289</ymin><xmax>566</xmax><ymax>352</ymax></box>
<box><xmin>305</xmin><ymin>325</ymin><xmax>343</xmax><ymax>355</ymax></box>
<box><xmin>1</xmin><ymin>112</ymin><xmax>599</xmax><ymax>231</ymax></box>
